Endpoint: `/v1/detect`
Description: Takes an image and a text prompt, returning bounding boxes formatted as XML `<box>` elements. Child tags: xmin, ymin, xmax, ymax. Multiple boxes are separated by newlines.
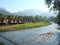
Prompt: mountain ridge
<box><xmin>0</xmin><ymin>8</ymin><xmax>56</xmax><ymax>17</ymax></box>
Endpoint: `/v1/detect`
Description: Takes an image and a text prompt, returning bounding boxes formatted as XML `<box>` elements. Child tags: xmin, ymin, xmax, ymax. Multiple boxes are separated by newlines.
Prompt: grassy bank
<box><xmin>0</xmin><ymin>21</ymin><xmax>50</xmax><ymax>31</ymax></box>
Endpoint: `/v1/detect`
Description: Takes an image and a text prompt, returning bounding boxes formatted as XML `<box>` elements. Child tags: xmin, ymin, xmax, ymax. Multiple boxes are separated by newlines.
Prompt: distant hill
<box><xmin>48</xmin><ymin>16</ymin><xmax>56</xmax><ymax>22</ymax></box>
<box><xmin>0</xmin><ymin>8</ymin><xmax>11</xmax><ymax>15</ymax></box>
<box><xmin>0</xmin><ymin>8</ymin><xmax>56</xmax><ymax>17</ymax></box>
<box><xmin>13</xmin><ymin>9</ymin><xmax>56</xmax><ymax>17</ymax></box>
<box><xmin>13</xmin><ymin>9</ymin><xmax>43</xmax><ymax>16</ymax></box>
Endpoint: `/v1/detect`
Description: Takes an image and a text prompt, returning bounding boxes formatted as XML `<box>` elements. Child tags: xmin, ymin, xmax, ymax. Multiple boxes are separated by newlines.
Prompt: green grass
<box><xmin>0</xmin><ymin>21</ymin><xmax>50</xmax><ymax>31</ymax></box>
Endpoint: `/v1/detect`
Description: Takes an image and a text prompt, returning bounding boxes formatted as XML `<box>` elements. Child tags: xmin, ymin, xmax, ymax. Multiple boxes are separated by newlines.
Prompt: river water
<box><xmin>0</xmin><ymin>23</ymin><xmax>60</xmax><ymax>45</ymax></box>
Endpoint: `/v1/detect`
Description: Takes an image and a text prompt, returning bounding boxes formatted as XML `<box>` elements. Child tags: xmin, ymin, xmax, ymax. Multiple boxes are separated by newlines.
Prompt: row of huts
<box><xmin>0</xmin><ymin>18</ymin><xmax>35</xmax><ymax>25</ymax></box>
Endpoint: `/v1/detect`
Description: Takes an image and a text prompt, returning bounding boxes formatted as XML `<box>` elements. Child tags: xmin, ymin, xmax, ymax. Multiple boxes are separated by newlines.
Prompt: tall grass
<box><xmin>0</xmin><ymin>21</ymin><xmax>50</xmax><ymax>31</ymax></box>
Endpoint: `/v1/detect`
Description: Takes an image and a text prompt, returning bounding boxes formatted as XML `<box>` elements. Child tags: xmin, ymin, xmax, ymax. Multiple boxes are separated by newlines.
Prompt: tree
<box><xmin>45</xmin><ymin>0</ymin><xmax>60</xmax><ymax>11</ymax></box>
<box><xmin>57</xmin><ymin>12</ymin><xmax>60</xmax><ymax>25</ymax></box>
<box><xmin>45</xmin><ymin>0</ymin><xmax>60</xmax><ymax>25</ymax></box>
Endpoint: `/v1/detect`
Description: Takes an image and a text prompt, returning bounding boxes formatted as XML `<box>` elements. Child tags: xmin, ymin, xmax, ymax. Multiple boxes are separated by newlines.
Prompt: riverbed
<box><xmin>0</xmin><ymin>23</ymin><xmax>60</xmax><ymax>45</ymax></box>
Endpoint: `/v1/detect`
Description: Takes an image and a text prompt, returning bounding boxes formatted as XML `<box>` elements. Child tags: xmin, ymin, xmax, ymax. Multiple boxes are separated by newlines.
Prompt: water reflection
<box><xmin>57</xmin><ymin>33</ymin><xmax>60</xmax><ymax>45</ymax></box>
<box><xmin>0</xmin><ymin>42</ymin><xmax>5</xmax><ymax>45</ymax></box>
<box><xmin>0</xmin><ymin>37</ymin><xmax>14</xmax><ymax>45</ymax></box>
<box><xmin>0</xmin><ymin>23</ymin><xmax>60</xmax><ymax>45</ymax></box>
<box><xmin>57</xmin><ymin>26</ymin><xmax>60</xmax><ymax>30</ymax></box>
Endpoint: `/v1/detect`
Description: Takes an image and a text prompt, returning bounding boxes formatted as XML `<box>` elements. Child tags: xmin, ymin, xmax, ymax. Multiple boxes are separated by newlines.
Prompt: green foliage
<box><xmin>45</xmin><ymin>0</ymin><xmax>52</xmax><ymax>7</ymax></box>
<box><xmin>48</xmin><ymin>16</ymin><xmax>56</xmax><ymax>22</ymax></box>
<box><xmin>0</xmin><ymin>13</ymin><xmax>49</xmax><ymax>24</ymax></box>
<box><xmin>45</xmin><ymin>0</ymin><xmax>60</xmax><ymax>11</ymax></box>
<box><xmin>56</xmin><ymin>12</ymin><xmax>60</xmax><ymax>25</ymax></box>
<box><xmin>45</xmin><ymin>0</ymin><xmax>60</xmax><ymax>25</ymax></box>
<box><xmin>0</xmin><ymin>13</ymin><xmax>50</xmax><ymax>31</ymax></box>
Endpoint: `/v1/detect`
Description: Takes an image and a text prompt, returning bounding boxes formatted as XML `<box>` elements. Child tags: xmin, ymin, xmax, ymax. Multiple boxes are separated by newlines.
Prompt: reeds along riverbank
<box><xmin>0</xmin><ymin>21</ymin><xmax>50</xmax><ymax>31</ymax></box>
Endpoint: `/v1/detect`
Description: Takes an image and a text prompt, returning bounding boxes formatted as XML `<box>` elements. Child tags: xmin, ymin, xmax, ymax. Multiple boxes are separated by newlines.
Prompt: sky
<box><xmin>0</xmin><ymin>0</ymin><xmax>50</xmax><ymax>13</ymax></box>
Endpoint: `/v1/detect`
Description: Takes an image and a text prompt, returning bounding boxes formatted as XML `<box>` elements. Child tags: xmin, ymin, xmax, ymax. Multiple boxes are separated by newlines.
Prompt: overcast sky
<box><xmin>0</xmin><ymin>0</ymin><xmax>50</xmax><ymax>12</ymax></box>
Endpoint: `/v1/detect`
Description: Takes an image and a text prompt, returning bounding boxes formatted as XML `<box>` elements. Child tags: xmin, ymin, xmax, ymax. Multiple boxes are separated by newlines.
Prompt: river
<box><xmin>0</xmin><ymin>23</ymin><xmax>60</xmax><ymax>45</ymax></box>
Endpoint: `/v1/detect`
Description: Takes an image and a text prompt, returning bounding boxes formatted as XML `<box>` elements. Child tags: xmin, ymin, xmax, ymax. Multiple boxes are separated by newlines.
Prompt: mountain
<box><xmin>14</xmin><ymin>9</ymin><xmax>56</xmax><ymax>17</ymax></box>
<box><xmin>0</xmin><ymin>8</ymin><xmax>11</xmax><ymax>15</ymax></box>
<box><xmin>0</xmin><ymin>8</ymin><xmax>56</xmax><ymax>17</ymax></box>
<box><xmin>40</xmin><ymin>12</ymin><xmax>56</xmax><ymax>17</ymax></box>
<box><xmin>13</xmin><ymin>9</ymin><xmax>43</xmax><ymax>16</ymax></box>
